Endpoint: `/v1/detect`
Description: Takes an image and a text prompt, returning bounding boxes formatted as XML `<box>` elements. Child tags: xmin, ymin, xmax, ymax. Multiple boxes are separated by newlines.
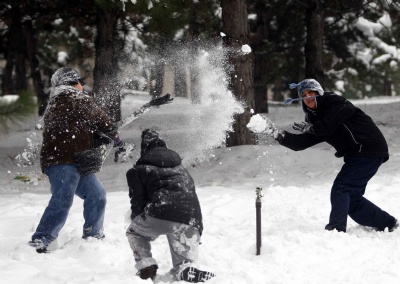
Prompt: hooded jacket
<box><xmin>278</xmin><ymin>92</ymin><xmax>389</xmax><ymax>161</ymax></box>
<box><xmin>40</xmin><ymin>86</ymin><xmax>116</xmax><ymax>172</ymax></box>
<box><xmin>126</xmin><ymin>137</ymin><xmax>203</xmax><ymax>235</ymax></box>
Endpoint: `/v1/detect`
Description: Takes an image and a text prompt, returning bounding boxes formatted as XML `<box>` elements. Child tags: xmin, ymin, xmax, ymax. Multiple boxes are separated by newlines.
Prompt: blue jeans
<box><xmin>327</xmin><ymin>156</ymin><xmax>395</xmax><ymax>232</ymax></box>
<box><xmin>31</xmin><ymin>164</ymin><xmax>107</xmax><ymax>246</ymax></box>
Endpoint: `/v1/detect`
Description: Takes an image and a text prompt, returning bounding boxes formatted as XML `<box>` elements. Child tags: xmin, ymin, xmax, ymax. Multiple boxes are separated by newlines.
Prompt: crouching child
<box><xmin>126</xmin><ymin>129</ymin><xmax>215</xmax><ymax>282</ymax></box>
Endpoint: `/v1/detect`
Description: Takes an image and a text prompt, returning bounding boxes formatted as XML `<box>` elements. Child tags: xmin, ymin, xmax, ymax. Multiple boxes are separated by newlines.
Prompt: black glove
<box><xmin>272</xmin><ymin>129</ymin><xmax>285</xmax><ymax>142</ymax></box>
<box><xmin>113</xmin><ymin>138</ymin><xmax>135</xmax><ymax>162</ymax></box>
<box><xmin>74</xmin><ymin>146</ymin><xmax>108</xmax><ymax>176</ymax></box>
<box><xmin>292</xmin><ymin>122</ymin><xmax>313</xmax><ymax>133</ymax></box>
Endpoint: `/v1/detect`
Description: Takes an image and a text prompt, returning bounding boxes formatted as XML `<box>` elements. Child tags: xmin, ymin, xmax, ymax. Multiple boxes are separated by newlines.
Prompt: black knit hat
<box><xmin>140</xmin><ymin>129</ymin><xmax>167</xmax><ymax>156</ymax></box>
<box><xmin>51</xmin><ymin>67</ymin><xmax>85</xmax><ymax>87</ymax></box>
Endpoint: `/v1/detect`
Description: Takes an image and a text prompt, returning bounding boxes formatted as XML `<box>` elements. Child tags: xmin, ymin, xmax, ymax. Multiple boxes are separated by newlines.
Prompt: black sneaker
<box><xmin>389</xmin><ymin>219</ymin><xmax>399</xmax><ymax>232</ymax></box>
<box><xmin>28</xmin><ymin>239</ymin><xmax>49</xmax><ymax>253</ymax></box>
<box><xmin>180</xmin><ymin>267</ymin><xmax>215</xmax><ymax>283</ymax></box>
<box><xmin>136</xmin><ymin>265</ymin><xmax>158</xmax><ymax>280</ymax></box>
<box><xmin>325</xmin><ymin>224</ymin><xmax>346</xmax><ymax>232</ymax></box>
<box><xmin>35</xmin><ymin>247</ymin><xmax>49</xmax><ymax>253</ymax></box>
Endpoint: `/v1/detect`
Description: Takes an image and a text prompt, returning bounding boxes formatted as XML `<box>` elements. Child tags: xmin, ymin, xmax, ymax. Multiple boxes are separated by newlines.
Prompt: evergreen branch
<box><xmin>0</xmin><ymin>91</ymin><xmax>37</xmax><ymax>135</ymax></box>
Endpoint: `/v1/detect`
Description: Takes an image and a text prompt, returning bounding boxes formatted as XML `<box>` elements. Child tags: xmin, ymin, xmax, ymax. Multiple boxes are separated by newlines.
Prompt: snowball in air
<box><xmin>241</xmin><ymin>44</ymin><xmax>252</xmax><ymax>53</ymax></box>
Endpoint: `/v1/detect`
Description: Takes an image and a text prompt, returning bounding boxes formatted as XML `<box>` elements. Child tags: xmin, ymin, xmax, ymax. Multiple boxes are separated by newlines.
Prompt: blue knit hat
<box><xmin>289</xmin><ymin>79</ymin><xmax>324</xmax><ymax>97</ymax></box>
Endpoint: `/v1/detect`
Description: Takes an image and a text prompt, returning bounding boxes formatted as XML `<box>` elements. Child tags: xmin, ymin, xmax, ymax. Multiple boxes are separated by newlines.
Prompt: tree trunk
<box><xmin>222</xmin><ymin>0</ymin><xmax>255</xmax><ymax>146</ymax></box>
<box><xmin>305</xmin><ymin>0</ymin><xmax>324</xmax><ymax>84</ymax></box>
<box><xmin>24</xmin><ymin>19</ymin><xmax>47</xmax><ymax>115</ymax></box>
<box><xmin>2</xmin><ymin>4</ymin><xmax>27</xmax><ymax>95</ymax></box>
<box><xmin>253</xmin><ymin>0</ymin><xmax>269</xmax><ymax>113</ymax></box>
<box><xmin>93</xmin><ymin>7</ymin><xmax>121</xmax><ymax>122</ymax></box>
<box><xmin>383</xmin><ymin>76</ymin><xmax>392</xmax><ymax>97</ymax></box>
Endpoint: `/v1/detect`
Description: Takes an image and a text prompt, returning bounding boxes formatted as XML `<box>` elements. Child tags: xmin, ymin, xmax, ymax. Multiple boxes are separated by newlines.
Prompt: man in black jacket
<box><xmin>125</xmin><ymin>129</ymin><xmax>214</xmax><ymax>282</ymax></box>
<box><xmin>262</xmin><ymin>79</ymin><xmax>398</xmax><ymax>233</ymax></box>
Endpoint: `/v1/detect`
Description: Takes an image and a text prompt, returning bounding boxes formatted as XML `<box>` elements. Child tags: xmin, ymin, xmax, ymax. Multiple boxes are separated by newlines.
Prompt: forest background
<box><xmin>1</xmin><ymin>0</ymin><xmax>400</xmax><ymax>146</ymax></box>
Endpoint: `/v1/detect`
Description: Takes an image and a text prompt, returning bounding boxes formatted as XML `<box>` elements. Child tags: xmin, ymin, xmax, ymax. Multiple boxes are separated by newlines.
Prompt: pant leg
<box><xmin>75</xmin><ymin>173</ymin><xmax>107</xmax><ymax>238</ymax></box>
<box><xmin>126</xmin><ymin>214</ymin><xmax>200</xmax><ymax>275</ymax></box>
<box><xmin>126</xmin><ymin>214</ymin><xmax>161</xmax><ymax>270</ymax></box>
<box><xmin>167</xmin><ymin>225</ymin><xmax>200</xmax><ymax>279</ymax></box>
<box><xmin>328</xmin><ymin>156</ymin><xmax>394</xmax><ymax>232</ymax></box>
<box><xmin>31</xmin><ymin>164</ymin><xmax>80</xmax><ymax>246</ymax></box>
<box><xmin>349</xmin><ymin>191</ymin><xmax>395</xmax><ymax>231</ymax></box>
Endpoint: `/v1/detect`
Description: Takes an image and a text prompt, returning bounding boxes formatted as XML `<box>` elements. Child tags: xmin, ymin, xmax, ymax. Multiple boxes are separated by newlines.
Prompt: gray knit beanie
<box><xmin>51</xmin><ymin>67</ymin><xmax>85</xmax><ymax>87</ymax></box>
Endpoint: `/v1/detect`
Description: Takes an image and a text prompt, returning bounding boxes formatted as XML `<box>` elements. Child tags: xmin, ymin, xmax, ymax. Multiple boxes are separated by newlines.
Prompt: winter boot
<box><xmin>180</xmin><ymin>267</ymin><xmax>215</xmax><ymax>283</ymax></box>
<box><xmin>389</xmin><ymin>219</ymin><xmax>399</xmax><ymax>232</ymax></box>
<box><xmin>28</xmin><ymin>239</ymin><xmax>49</xmax><ymax>253</ymax></box>
<box><xmin>136</xmin><ymin>265</ymin><xmax>158</xmax><ymax>280</ymax></box>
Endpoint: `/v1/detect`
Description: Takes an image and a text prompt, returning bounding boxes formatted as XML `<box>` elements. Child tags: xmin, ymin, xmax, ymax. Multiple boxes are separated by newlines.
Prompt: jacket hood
<box><xmin>137</xmin><ymin>147</ymin><xmax>182</xmax><ymax>168</ymax></box>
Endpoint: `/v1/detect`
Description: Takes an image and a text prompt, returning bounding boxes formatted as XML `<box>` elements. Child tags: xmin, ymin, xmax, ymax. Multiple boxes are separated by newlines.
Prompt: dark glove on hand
<box><xmin>74</xmin><ymin>147</ymin><xmax>106</xmax><ymax>176</ymax></box>
<box><xmin>114</xmin><ymin>141</ymin><xmax>126</xmax><ymax>162</ymax></box>
<box><xmin>113</xmin><ymin>138</ymin><xmax>135</xmax><ymax>162</ymax></box>
<box><xmin>292</xmin><ymin>122</ymin><xmax>313</xmax><ymax>133</ymax></box>
<box><xmin>272</xmin><ymin>129</ymin><xmax>285</xmax><ymax>143</ymax></box>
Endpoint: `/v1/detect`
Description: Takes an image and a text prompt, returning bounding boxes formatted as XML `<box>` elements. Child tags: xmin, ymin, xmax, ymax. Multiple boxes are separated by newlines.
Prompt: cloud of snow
<box><xmin>163</xmin><ymin>44</ymin><xmax>244</xmax><ymax>165</ymax></box>
<box><xmin>119</xmin><ymin>41</ymin><xmax>244</xmax><ymax>166</ymax></box>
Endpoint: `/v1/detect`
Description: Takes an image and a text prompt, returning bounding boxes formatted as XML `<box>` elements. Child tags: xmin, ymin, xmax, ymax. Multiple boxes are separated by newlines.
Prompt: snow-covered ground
<box><xmin>1</xmin><ymin>94</ymin><xmax>400</xmax><ymax>284</ymax></box>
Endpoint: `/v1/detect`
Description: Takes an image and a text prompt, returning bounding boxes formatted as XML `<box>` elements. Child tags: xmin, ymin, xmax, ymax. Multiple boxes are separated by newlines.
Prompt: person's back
<box><xmin>127</xmin><ymin>144</ymin><xmax>203</xmax><ymax>233</ymax></box>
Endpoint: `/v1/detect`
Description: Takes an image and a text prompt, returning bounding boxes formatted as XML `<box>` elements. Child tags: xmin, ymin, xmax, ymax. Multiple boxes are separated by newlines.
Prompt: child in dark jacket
<box><xmin>126</xmin><ymin>129</ymin><xmax>215</xmax><ymax>282</ymax></box>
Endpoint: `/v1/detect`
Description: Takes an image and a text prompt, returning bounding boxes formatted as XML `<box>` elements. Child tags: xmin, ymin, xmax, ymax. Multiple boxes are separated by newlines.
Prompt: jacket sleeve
<box><xmin>279</xmin><ymin>131</ymin><xmax>324</xmax><ymax>151</ymax></box>
<box><xmin>311</xmin><ymin>97</ymin><xmax>356</xmax><ymax>136</ymax></box>
<box><xmin>81</xmin><ymin>96</ymin><xmax>118</xmax><ymax>139</ymax></box>
<box><xmin>126</xmin><ymin>166</ymin><xmax>149</xmax><ymax>220</ymax></box>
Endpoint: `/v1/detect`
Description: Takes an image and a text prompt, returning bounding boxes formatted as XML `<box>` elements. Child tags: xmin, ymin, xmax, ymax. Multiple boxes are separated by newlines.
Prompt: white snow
<box><xmin>1</xmin><ymin>94</ymin><xmax>400</xmax><ymax>284</ymax></box>
<box><xmin>247</xmin><ymin>114</ymin><xmax>268</xmax><ymax>133</ymax></box>
<box><xmin>241</xmin><ymin>44</ymin><xmax>252</xmax><ymax>53</ymax></box>
<box><xmin>0</xmin><ymin>94</ymin><xmax>19</xmax><ymax>104</ymax></box>
<box><xmin>57</xmin><ymin>52</ymin><xmax>68</xmax><ymax>64</ymax></box>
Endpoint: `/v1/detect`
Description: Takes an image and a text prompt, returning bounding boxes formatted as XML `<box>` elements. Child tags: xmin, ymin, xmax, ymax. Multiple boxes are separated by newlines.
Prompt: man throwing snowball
<box><xmin>248</xmin><ymin>78</ymin><xmax>398</xmax><ymax>233</ymax></box>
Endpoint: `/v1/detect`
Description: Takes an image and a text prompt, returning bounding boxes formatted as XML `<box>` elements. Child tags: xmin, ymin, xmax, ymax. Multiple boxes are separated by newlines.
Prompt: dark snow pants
<box><xmin>327</xmin><ymin>156</ymin><xmax>395</xmax><ymax>232</ymax></box>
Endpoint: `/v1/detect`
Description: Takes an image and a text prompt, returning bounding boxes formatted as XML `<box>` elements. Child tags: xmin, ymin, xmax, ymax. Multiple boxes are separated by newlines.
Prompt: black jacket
<box><xmin>126</xmin><ymin>147</ymin><xmax>203</xmax><ymax>234</ymax></box>
<box><xmin>279</xmin><ymin>92</ymin><xmax>389</xmax><ymax>161</ymax></box>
